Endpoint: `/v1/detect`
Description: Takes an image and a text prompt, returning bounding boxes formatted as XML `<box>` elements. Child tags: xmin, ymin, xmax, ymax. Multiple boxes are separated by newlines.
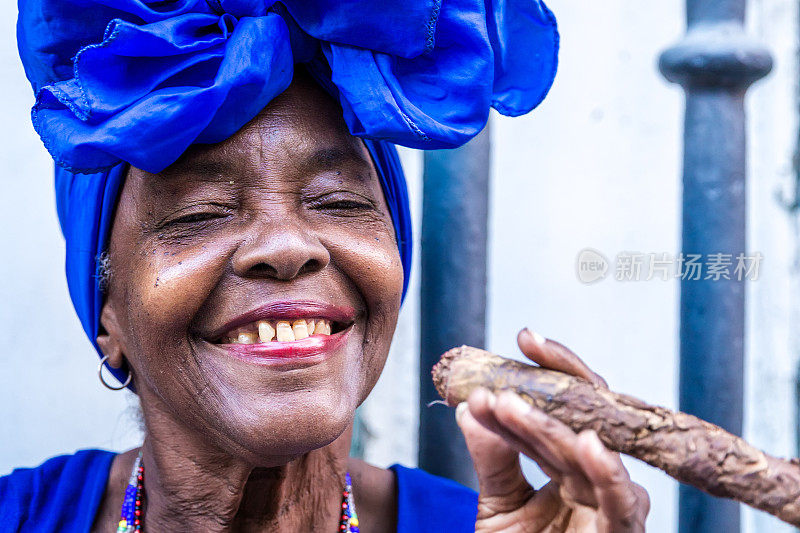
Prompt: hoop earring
<box><xmin>98</xmin><ymin>354</ymin><xmax>132</xmax><ymax>391</ymax></box>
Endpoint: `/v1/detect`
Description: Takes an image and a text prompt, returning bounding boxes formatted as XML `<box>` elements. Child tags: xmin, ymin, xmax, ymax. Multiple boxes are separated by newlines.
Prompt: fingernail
<box><xmin>531</xmin><ymin>331</ymin><xmax>547</xmax><ymax>345</ymax></box>
<box><xmin>455</xmin><ymin>402</ymin><xmax>468</xmax><ymax>421</ymax></box>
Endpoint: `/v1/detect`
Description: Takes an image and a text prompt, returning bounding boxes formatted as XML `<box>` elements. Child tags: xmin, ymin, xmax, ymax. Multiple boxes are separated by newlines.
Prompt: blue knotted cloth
<box><xmin>17</xmin><ymin>0</ymin><xmax>558</xmax><ymax>385</ymax></box>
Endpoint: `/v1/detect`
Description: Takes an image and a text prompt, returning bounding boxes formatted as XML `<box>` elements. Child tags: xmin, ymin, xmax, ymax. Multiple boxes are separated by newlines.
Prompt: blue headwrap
<box><xmin>18</xmin><ymin>0</ymin><xmax>558</xmax><ymax>386</ymax></box>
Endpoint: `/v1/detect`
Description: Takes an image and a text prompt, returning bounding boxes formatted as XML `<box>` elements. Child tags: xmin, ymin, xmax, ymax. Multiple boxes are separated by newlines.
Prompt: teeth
<box><xmin>258</xmin><ymin>321</ymin><xmax>275</xmax><ymax>342</ymax></box>
<box><xmin>292</xmin><ymin>319</ymin><xmax>309</xmax><ymax>340</ymax></box>
<box><xmin>276</xmin><ymin>321</ymin><xmax>295</xmax><ymax>342</ymax></box>
<box><xmin>237</xmin><ymin>331</ymin><xmax>257</xmax><ymax>344</ymax></box>
<box><xmin>316</xmin><ymin>320</ymin><xmax>331</xmax><ymax>335</ymax></box>
<box><xmin>225</xmin><ymin>317</ymin><xmax>336</xmax><ymax>344</ymax></box>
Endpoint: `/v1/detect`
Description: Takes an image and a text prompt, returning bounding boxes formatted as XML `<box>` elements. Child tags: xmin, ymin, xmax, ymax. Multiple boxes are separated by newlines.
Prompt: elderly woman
<box><xmin>4</xmin><ymin>0</ymin><xmax>649</xmax><ymax>531</ymax></box>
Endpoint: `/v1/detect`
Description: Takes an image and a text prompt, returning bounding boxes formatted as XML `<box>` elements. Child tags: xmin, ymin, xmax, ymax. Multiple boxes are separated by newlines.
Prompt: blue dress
<box><xmin>0</xmin><ymin>450</ymin><xmax>477</xmax><ymax>532</ymax></box>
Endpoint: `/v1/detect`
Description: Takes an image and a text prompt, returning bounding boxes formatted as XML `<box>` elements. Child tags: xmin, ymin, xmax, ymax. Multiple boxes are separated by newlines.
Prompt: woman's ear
<box><xmin>97</xmin><ymin>302</ymin><xmax>125</xmax><ymax>369</ymax></box>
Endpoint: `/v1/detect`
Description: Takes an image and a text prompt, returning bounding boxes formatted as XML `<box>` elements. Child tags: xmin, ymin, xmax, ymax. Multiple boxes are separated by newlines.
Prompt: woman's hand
<box><xmin>456</xmin><ymin>329</ymin><xmax>649</xmax><ymax>532</ymax></box>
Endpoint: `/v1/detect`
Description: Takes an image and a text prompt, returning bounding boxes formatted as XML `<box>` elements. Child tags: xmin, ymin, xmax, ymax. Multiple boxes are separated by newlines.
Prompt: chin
<box><xmin>205</xmin><ymin>386</ymin><xmax>359</xmax><ymax>462</ymax></box>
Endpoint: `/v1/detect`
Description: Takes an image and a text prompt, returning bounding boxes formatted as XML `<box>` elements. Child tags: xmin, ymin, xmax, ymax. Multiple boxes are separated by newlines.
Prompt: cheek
<box><xmin>325</xmin><ymin>228</ymin><xmax>404</xmax><ymax>386</ymax></box>
<box><xmin>327</xmin><ymin>230</ymin><xmax>403</xmax><ymax>316</ymax></box>
<box><xmin>123</xmin><ymin>241</ymin><xmax>232</xmax><ymax>347</ymax></box>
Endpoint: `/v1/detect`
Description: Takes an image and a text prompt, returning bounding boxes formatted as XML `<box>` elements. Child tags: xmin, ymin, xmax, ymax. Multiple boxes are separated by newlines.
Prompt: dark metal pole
<box><xmin>418</xmin><ymin>125</ymin><xmax>490</xmax><ymax>489</ymax></box>
<box><xmin>659</xmin><ymin>2</ymin><xmax>772</xmax><ymax>531</ymax></box>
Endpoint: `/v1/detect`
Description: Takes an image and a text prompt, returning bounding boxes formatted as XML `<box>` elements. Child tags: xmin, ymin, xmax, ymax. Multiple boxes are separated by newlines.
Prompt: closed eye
<box><xmin>155</xmin><ymin>203</ymin><xmax>235</xmax><ymax>231</ymax></box>
<box><xmin>306</xmin><ymin>191</ymin><xmax>377</xmax><ymax>213</ymax></box>
<box><xmin>171</xmin><ymin>212</ymin><xmax>224</xmax><ymax>225</ymax></box>
<box><xmin>320</xmin><ymin>199</ymin><xmax>373</xmax><ymax>210</ymax></box>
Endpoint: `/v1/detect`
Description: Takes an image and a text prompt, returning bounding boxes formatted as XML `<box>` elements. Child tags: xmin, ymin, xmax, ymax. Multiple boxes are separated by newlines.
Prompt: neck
<box><xmin>138</xmin><ymin>404</ymin><xmax>352</xmax><ymax>532</ymax></box>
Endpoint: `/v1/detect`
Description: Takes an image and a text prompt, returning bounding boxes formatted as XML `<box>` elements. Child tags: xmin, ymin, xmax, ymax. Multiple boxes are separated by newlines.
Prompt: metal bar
<box><xmin>678</xmin><ymin>88</ymin><xmax>747</xmax><ymax>533</ymax></box>
<box><xmin>659</xmin><ymin>2</ymin><xmax>772</xmax><ymax>532</ymax></box>
<box><xmin>418</xmin><ymin>124</ymin><xmax>491</xmax><ymax>489</ymax></box>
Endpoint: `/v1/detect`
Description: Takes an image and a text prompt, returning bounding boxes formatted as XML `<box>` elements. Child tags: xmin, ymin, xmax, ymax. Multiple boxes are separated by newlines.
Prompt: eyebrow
<box><xmin>302</xmin><ymin>146</ymin><xmax>372</xmax><ymax>175</ymax></box>
<box><xmin>158</xmin><ymin>144</ymin><xmax>372</xmax><ymax>183</ymax></box>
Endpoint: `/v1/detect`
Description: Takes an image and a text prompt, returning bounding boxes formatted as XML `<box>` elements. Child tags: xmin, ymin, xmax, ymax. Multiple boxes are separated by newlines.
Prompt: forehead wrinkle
<box><xmin>146</xmin><ymin>90</ymin><xmax>375</xmax><ymax>193</ymax></box>
<box><xmin>247</xmin><ymin>122</ymin><xmax>374</xmax><ymax>184</ymax></box>
<box><xmin>299</xmin><ymin>145</ymin><xmax>372</xmax><ymax>181</ymax></box>
<box><xmin>158</xmin><ymin>156</ymin><xmax>230</xmax><ymax>182</ymax></box>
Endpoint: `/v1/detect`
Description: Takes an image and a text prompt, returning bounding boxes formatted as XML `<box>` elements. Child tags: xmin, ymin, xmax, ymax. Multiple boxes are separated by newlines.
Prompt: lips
<box><xmin>205</xmin><ymin>301</ymin><xmax>357</xmax><ymax>364</ymax></box>
<box><xmin>219</xmin><ymin>331</ymin><xmax>349</xmax><ymax>366</ymax></box>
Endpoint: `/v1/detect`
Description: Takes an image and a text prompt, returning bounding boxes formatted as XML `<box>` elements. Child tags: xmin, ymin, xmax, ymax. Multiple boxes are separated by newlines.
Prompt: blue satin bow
<box><xmin>19</xmin><ymin>0</ymin><xmax>558</xmax><ymax>175</ymax></box>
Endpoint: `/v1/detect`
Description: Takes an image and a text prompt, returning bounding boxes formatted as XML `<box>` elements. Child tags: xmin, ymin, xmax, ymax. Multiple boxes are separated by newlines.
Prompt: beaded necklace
<box><xmin>117</xmin><ymin>451</ymin><xmax>360</xmax><ymax>532</ymax></box>
<box><xmin>117</xmin><ymin>451</ymin><xmax>143</xmax><ymax>532</ymax></box>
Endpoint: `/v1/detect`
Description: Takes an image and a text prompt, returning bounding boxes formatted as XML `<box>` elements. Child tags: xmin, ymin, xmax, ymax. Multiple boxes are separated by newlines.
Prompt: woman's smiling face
<box><xmin>98</xmin><ymin>74</ymin><xmax>404</xmax><ymax>462</ymax></box>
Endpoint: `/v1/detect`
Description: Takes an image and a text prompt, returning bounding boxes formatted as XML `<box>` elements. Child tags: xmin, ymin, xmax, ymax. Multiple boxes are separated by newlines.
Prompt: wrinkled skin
<box><xmin>94</xmin><ymin>73</ymin><xmax>403</xmax><ymax>531</ymax></box>
<box><xmin>91</xmin><ymin>73</ymin><xmax>648</xmax><ymax>532</ymax></box>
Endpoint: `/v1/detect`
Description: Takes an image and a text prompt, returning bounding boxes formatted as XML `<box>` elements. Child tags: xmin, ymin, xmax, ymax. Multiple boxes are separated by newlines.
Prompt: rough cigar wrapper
<box><xmin>433</xmin><ymin>345</ymin><xmax>800</xmax><ymax>527</ymax></box>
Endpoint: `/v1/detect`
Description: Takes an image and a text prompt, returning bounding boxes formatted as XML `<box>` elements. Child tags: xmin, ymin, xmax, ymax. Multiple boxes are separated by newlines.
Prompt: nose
<box><xmin>231</xmin><ymin>220</ymin><xmax>330</xmax><ymax>281</ymax></box>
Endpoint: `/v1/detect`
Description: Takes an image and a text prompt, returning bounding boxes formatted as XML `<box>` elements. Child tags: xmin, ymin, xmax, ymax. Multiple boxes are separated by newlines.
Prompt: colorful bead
<box><xmin>340</xmin><ymin>472</ymin><xmax>360</xmax><ymax>533</ymax></box>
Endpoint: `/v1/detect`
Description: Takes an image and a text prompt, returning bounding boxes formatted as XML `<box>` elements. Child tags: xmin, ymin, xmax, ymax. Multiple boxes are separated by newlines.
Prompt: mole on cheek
<box><xmin>138</xmin><ymin>249</ymin><xmax>224</xmax><ymax>326</ymax></box>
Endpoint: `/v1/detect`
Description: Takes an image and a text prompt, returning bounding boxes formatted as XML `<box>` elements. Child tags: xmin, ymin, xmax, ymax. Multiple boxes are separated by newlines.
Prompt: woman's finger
<box><xmin>464</xmin><ymin>388</ymin><xmax>562</xmax><ymax>481</ymax></box>
<box><xmin>467</xmin><ymin>387</ymin><xmax>648</xmax><ymax>531</ymax></box>
<box><xmin>455</xmin><ymin>391</ymin><xmax>533</xmax><ymax>514</ymax></box>
<box><xmin>517</xmin><ymin>328</ymin><xmax>608</xmax><ymax>388</ymax></box>
<box><xmin>457</xmin><ymin>393</ymin><xmax>570</xmax><ymax>531</ymax></box>
<box><xmin>477</xmin><ymin>390</ymin><xmax>601</xmax><ymax>507</ymax></box>
<box><xmin>574</xmin><ymin>430</ymin><xmax>649</xmax><ymax>532</ymax></box>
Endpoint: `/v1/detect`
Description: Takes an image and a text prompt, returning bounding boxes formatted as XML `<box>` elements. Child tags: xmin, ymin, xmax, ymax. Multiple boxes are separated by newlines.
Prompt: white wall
<box><xmin>489</xmin><ymin>2</ymin><xmax>682</xmax><ymax>530</ymax></box>
<box><xmin>366</xmin><ymin>4</ymin><xmax>685</xmax><ymax>531</ymax></box>
<box><xmin>2</xmin><ymin>2</ymin><xmax>799</xmax><ymax>533</ymax></box>
<box><xmin>365</xmin><ymin>2</ymin><xmax>800</xmax><ymax>532</ymax></box>
<box><xmin>745</xmin><ymin>1</ymin><xmax>800</xmax><ymax>531</ymax></box>
<box><xmin>0</xmin><ymin>4</ymin><xmax>143</xmax><ymax>474</ymax></box>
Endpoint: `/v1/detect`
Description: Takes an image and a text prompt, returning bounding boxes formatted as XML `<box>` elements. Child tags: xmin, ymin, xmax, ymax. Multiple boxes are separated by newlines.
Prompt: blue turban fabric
<box><xmin>18</xmin><ymin>0</ymin><xmax>558</xmax><ymax>386</ymax></box>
